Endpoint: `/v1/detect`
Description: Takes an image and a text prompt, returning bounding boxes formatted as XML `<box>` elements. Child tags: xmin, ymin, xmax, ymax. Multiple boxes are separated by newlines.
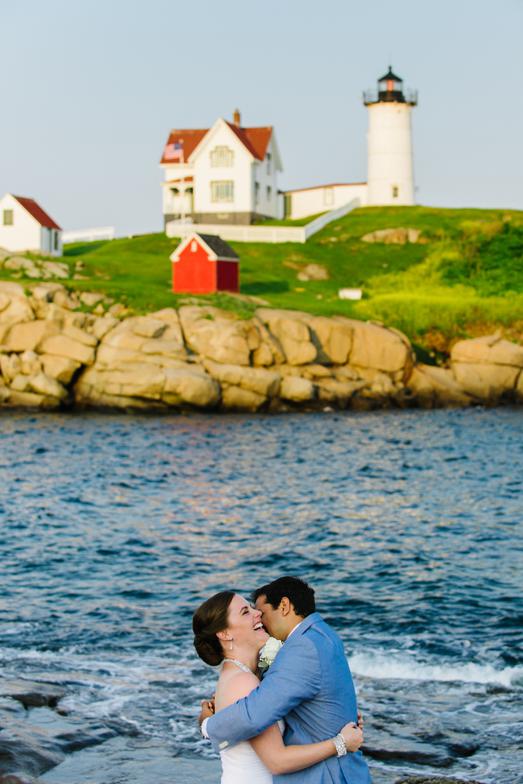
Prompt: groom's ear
<box><xmin>279</xmin><ymin>596</ymin><xmax>291</xmax><ymax>616</ymax></box>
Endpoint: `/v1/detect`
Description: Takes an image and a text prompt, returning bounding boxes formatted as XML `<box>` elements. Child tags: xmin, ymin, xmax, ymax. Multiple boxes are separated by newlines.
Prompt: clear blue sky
<box><xmin>3</xmin><ymin>0</ymin><xmax>522</xmax><ymax>235</ymax></box>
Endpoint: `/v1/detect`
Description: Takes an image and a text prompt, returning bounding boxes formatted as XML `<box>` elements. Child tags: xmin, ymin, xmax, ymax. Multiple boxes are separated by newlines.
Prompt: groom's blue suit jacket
<box><xmin>206</xmin><ymin>612</ymin><xmax>372</xmax><ymax>783</ymax></box>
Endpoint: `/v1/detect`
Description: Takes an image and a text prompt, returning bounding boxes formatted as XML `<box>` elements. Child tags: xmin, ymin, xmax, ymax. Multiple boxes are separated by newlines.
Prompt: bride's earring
<box><xmin>229</xmin><ymin>639</ymin><xmax>233</xmax><ymax>651</ymax></box>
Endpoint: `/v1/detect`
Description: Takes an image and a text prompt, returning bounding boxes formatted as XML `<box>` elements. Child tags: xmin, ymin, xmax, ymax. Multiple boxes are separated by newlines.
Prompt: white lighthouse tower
<box><xmin>363</xmin><ymin>67</ymin><xmax>418</xmax><ymax>206</ymax></box>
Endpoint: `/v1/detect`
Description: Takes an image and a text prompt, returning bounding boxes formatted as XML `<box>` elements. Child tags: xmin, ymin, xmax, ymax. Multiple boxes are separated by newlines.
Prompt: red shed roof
<box><xmin>161</xmin><ymin>123</ymin><xmax>273</xmax><ymax>164</ymax></box>
<box><xmin>12</xmin><ymin>195</ymin><xmax>61</xmax><ymax>230</ymax></box>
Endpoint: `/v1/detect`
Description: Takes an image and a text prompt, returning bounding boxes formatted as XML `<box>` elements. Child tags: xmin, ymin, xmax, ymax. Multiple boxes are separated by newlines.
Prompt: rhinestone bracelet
<box><xmin>332</xmin><ymin>733</ymin><xmax>348</xmax><ymax>757</ymax></box>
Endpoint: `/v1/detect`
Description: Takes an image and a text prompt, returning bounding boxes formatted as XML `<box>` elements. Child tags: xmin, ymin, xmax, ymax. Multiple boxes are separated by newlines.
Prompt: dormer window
<box><xmin>3</xmin><ymin>209</ymin><xmax>13</xmax><ymax>226</ymax></box>
<box><xmin>392</xmin><ymin>185</ymin><xmax>399</xmax><ymax>198</ymax></box>
<box><xmin>210</xmin><ymin>146</ymin><xmax>234</xmax><ymax>167</ymax></box>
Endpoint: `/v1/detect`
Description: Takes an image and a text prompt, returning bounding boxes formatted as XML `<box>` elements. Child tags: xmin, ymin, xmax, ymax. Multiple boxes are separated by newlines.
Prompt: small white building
<box><xmin>0</xmin><ymin>193</ymin><xmax>62</xmax><ymax>256</ymax></box>
<box><xmin>282</xmin><ymin>182</ymin><xmax>368</xmax><ymax>220</ymax></box>
<box><xmin>160</xmin><ymin>110</ymin><xmax>283</xmax><ymax>230</ymax></box>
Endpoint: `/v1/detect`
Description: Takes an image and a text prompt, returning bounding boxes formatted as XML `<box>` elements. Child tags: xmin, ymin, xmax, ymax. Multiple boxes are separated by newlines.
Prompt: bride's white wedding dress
<box><xmin>219</xmin><ymin>659</ymin><xmax>284</xmax><ymax>784</ymax></box>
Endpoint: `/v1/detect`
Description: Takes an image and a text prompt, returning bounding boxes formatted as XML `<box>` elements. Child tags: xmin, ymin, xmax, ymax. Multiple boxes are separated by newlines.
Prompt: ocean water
<box><xmin>0</xmin><ymin>408</ymin><xmax>522</xmax><ymax>783</ymax></box>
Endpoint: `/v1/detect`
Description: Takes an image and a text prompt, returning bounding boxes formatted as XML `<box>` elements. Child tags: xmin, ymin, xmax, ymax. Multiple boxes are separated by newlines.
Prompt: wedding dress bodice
<box><xmin>219</xmin><ymin>658</ymin><xmax>284</xmax><ymax>784</ymax></box>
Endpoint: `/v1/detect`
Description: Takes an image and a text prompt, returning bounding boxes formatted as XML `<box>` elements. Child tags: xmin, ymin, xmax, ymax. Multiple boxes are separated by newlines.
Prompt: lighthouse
<box><xmin>363</xmin><ymin>67</ymin><xmax>418</xmax><ymax>206</ymax></box>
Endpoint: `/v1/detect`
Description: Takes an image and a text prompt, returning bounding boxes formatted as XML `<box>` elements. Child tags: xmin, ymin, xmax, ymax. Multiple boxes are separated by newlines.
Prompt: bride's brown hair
<box><xmin>193</xmin><ymin>591</ymin><xmax>235</xmax><ymax>666</ymax></box>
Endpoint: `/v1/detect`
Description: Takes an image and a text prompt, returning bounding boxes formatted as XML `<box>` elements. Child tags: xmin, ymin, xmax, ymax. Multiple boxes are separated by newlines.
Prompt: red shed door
<box><xmin>173</xmin><ymin>239</ymin><xmax>217</xmax><ymax>293</ymax></box>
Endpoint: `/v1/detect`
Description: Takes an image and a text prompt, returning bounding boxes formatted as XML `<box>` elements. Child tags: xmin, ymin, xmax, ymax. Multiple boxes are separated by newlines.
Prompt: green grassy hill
<box><xmin>3</xmin><ymin>206</ymin><xmax>523</xmax><ymax>356</ymax></box>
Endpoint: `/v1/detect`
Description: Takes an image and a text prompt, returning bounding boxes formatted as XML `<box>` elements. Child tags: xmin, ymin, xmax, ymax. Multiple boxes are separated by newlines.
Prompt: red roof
<box><xmin>224</xmin><ymin>122</ymin><xmax>272</xmax><ymax>161</ymax></box>
<box><xmin>160</xmin><ymin>123</ymin><xmax>273</xmax><ymax>164</ymax></box>
<box><xmin>160</xmin><ymin>129</ymin><xmax>208</xmax><ymax>164</ymax></box>
<box><xmin>13</xmin><ymin>196</ymin><xmax>61</xmax><ymax>230</ymax></box>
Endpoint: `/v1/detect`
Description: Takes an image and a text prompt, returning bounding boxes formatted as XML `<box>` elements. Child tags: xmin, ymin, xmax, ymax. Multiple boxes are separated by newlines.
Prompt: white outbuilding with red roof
<box><xmin>160</xmin><ymin>110</ymin><xmax>283</xmax><ymax>231</ymax></box>
<box><xmin>0</xmin><ymin>194</ymin><xmax>62</xmax><ymax>256</ymax></box>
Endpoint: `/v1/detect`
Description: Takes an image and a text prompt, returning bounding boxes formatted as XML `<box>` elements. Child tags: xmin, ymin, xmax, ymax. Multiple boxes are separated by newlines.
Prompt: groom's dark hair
<box><xmin>253</xmin><ymin>576</ymin><xmax>315</xmax><ymax>618</ymax></box>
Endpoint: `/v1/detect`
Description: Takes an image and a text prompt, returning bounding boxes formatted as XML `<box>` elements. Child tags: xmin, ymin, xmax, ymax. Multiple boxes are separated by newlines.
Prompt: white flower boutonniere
<box><xmin>258</xmin><ymin>637</ymin><xmax>283</xmax><ymax>675</ymax></box>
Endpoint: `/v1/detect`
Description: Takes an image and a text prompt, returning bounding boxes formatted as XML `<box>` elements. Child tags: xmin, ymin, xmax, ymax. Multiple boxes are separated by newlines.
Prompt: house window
<box><xmin>210</xmin><ymin>146</ymin><xmax>234</xmax><ymax>167</ymax></box>
<box><xmin>266</xmin><ymin>153</ymin><xmax>271</xmax><ymax>175</ymax></box>
<box><xmin>3</xmin><ymin>209</ymin><xmax>13</xmax><ymax>226</ymax></box>
<box><xmin>53</xmin><ymin>230</ymin><xmax>59</xmax><ymax>251</ymax></box>
<box><xmin>211</xmin><ymin>180</ymin><xmax>234</xmax><ymax>202</ymax></box>
<box><xmin>255</xmin><ymin>182</ymin><xmax>260</xmax><ymax>203</ymax></box>
<box><xmin>323</xmin><ymin>188</ymin><xmax>334</xmax><ymax>206</ymax></box>
<box><xmin>191</xmin><ymin>240</ymin><xmax>197</xmax><ymax>252</ymax></box>
<box><xmin>266</xmin><ymin>186</ymin><xmax>272</xmax><ymax>201</ymax></box>
<box><xmin>392</xmin><ymin>185</ymin><xmax>399</xmax><ymax>198</ymax></box>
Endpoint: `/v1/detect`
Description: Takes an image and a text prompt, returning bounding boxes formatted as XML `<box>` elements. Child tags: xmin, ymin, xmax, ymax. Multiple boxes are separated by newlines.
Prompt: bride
<box><xmin>193</xmin><ymin>591</ymin><xmax>363</xmax><ymax>783</ymax></box>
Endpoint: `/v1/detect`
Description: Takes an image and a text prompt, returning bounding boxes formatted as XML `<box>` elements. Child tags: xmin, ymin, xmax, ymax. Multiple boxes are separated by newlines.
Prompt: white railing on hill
<box><xmin>62</xmin><ymin>226</ymin><xmax>115</xmax><ymax>244</ymax></box>
<box><xmin>165</xmin><ymin>198</ymin><xmax>360</xmax><ymax>244</ymax></box>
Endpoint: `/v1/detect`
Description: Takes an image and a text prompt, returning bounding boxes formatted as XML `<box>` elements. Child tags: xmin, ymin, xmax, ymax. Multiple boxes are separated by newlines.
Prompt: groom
<box><xmin>200</xmin><ymin>576</ymin><xmax>372</xmax><ymax>783</ymax></box>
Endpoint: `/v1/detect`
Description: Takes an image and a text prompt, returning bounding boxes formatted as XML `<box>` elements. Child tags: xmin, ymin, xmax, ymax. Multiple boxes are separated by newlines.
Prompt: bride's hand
<box><xmin>198</xmin><ymin>697</ymin><xmax>215</xmax><ymax>726</ymax></box>
<box><xmin>340</xmin><ymin>721</ymin><xmax>364</xmax><ymax>752</ymax></box>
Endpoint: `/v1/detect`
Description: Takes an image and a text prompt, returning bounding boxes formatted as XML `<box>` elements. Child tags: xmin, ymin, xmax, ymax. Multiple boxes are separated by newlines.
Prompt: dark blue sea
<box><xmin>0</xmin><ymin>408</ymin><xmax>522</xmax><ymax>783</ymax></box>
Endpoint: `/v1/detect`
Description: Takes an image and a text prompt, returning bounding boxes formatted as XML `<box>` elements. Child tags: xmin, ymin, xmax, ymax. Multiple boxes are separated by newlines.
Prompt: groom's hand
<box><xmin>198</xmin><ymin>697</ymin><xmax>215</xmax><ymax>727</ymax></box>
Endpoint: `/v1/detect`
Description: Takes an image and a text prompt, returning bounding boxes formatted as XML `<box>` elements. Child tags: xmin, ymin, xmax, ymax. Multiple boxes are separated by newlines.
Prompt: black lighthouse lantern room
<box><xmin>378</xmin><ymin>67</ymin><xmax>405</xmax><ymax>102</ymax></box>
<box><xmin>363</xmin><ymin>66</ymin><xmax>418</xmax><ymax>106</ymax></box>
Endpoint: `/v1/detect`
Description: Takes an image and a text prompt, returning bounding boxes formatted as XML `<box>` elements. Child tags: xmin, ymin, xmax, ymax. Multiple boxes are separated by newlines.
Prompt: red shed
<box><xmin>170</xmin><ymin>232</ymin><xmax>239</xmax><ymax>294</ymax></box>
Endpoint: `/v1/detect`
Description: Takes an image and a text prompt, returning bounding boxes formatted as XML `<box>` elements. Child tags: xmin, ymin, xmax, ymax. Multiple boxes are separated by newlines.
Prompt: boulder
<box><xmin>28</xmin><ymin>373</ymin><xmax>67</xmax><ymax>400</ymax></box>
<box><xmin>345</xmin><ymin>319</ymin><xmax>413</xmax><ymax>377</ymax></box>
<box><xmin>39</xmin><ymin>335</ymin><xmax>96</xmax><ymax>366</ymax></box>
<box><xmin>129</xmin><ymin>316</ymin><xmax>168</xmax><ymax>339</ymax></box>
<box><xmin>19</xmin><ymin>351</ymin><xmax>41</xmax><ymax>376</ymax></box>
<box><xmin>0</xmin><ymin>282</ymin><xmax>26</xmax><ymax>297</ymax></box>
<box><xmin>308</xmin><ymin>316</ymin><xmax>353</xmax><ymax>364</ymax></box>
<box><xmin>279</xmin><ymin>376</ymin><xmax>315</xmax><ymax>402</ymax></box>
<box><xmin>78</xmin><ymin>364</ymin><xmax>165</xmax><ymax>400</ymax></box>
<box><xmin>221</xmin><ymin>385</ymin><xmax>266</xmax><ymax>411</ymax></box>
<box><xmin>4</xmin><ymin>390</ymin><xmax>60</xmax><ymax>409</ymax></box>
<box><xmin>407</xmin><ymin>364</ymin><xmax>474</xmax><ymax>407</ymax></box>
<box><xmin>0</xmin><ymin>296</ymin><xmax>34</xmax><ymax>328</ymax></box>
<box><xmin>30</xmin><ymin>282</ymin><xmax>65</xmax><ymax>302</ymax></box>
<box><xmin>452</xmin><ymin>362</ymin><xmax>519</xmax><ymax>400</ymax></box>
<box><xmin>316</xmin><ymin>377</ymin><xmax>365</xmax><ymax>403</ymax></box>
<box><xmin>88</xmin><ymin>315</ymin><xmax>117</xmax><ymax>341</ymax></box>
<box><xmin>204</xmin><ymin>360</ymin><xmax>280</xmax><ymax>398</ymax></box>
<box><xmin>3</xmin><ymin>320</ymin><xmax>59</xmax><ymax>352</ymax></box>
<box><xmin>62</xmin><ymin>324</ymin><xmax>98</xmax><ymax>347</ymax></box>
<box><xmin>40</xmin><ymin>354</ymin><xmax>80</xmax><ymax>384</ymax></box>
<box><xmin>297</xmin><ymin>263</ymin><xmax>329</xmax><ymax>281</ymax></box>
<box><xmin>162</xmin><ymin>366</ymin><xmax>220</xmax><ymax>407</ymax></box>
<box><xmin>256</xmin><ymin>309</ymin><xmax>317</xmax><ymax>366</ymax></box>
<box><xmin>179</xmin><ymin>306</ymin><xmax>258</xmax><ymax>366</ymax></box>
<box><xmin>361</xmin><ymin>227</ymin><xmax>422</xmax><ymax>244</ymax></box>
<box><xmin>0</xmin><ymin>354</ymin><xmax>22</xmax><ymax>384</ymax></box>
<box><xmin>451</xmin><ymin>334</ymin><xmax>523</xmax><ymax>367</ymax></box>
<box><xmin>79</xmin><ymin>291</ymin><xmax>105</xmax><ymax>307</ymax></box>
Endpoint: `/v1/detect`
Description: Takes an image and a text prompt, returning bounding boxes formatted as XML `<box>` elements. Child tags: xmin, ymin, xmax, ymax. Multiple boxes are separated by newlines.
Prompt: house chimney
<box><xmin>233</xmin><ymin>108</ymin><xmax>241</xmax><ymax>126</ymax></box>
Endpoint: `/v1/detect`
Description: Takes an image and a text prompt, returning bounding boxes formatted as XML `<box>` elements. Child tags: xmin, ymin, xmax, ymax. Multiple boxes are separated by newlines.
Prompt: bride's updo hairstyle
<box><xmin>193</xmin><ymin>591</ymin><xmax>235</xmax><ymax>666</ymax></box>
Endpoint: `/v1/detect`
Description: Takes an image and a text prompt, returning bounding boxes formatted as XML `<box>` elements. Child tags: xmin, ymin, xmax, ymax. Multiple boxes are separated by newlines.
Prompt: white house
<box><xmin>0</xmin><ymin>193</ymin><xmax>62</xmax><ymax>256</ymax></box>
<box><xmin>160</xmin><ymin>110</ymin><xmax>283</xmax><ymax>230</ymax></box>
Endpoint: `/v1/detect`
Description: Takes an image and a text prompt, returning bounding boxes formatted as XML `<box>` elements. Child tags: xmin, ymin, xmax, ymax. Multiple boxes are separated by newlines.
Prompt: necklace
<box><xmin>223</xmin><ymin>657</ymin><xmax>255</xmax><ymax>675</ymax></box>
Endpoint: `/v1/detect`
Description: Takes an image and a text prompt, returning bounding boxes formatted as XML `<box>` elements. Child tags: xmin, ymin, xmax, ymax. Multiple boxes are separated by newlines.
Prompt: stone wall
<box><xmin>0</xmin><ymin>281</ymin><xmax>522</xmax><ymax>412</ymax></box>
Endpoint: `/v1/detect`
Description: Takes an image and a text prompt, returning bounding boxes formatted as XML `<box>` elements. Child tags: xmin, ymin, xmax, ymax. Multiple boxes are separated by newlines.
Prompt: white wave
<box><xmin>349</xmin><ymin>651</ymin><xmax>523</xmax><ymax>688</ymax></box>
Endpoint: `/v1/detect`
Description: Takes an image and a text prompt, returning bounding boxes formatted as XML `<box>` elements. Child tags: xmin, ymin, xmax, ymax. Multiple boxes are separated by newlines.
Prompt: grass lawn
<box><xmin>2</xmin><ymin>206</ymin><xmax>522</xmax><ymax>355</ymax></box>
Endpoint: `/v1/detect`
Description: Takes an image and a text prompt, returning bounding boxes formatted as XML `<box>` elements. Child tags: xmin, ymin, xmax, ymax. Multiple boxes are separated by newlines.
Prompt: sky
<box><xmin>2</xmin><ymin>0</ymin><xmax>522</xmax><ymax>235</ymax></box>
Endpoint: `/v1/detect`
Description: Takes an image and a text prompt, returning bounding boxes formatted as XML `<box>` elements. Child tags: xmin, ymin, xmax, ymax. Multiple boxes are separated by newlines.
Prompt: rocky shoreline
<box><xmin>1</xmin><ymin>281</ymin><xmax>522</xmax><ymax>413</ymax></box>
<box><xmin>0</xmin><ymin>678</ymin><xmax>487</xmax><ymax>784</ymax></box>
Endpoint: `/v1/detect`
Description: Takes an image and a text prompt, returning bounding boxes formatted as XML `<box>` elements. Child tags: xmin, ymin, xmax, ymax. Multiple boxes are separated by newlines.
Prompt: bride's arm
<box><xmin>219</xmin><ymin>672</ymin><xmax>363</xmax><ymax>776</ymax></box>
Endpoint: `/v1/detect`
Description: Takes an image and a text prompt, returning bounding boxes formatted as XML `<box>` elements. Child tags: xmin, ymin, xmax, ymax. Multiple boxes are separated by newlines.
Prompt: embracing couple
<box><xmin>193</xmin><ymin>576</ymin><xmax>372</xmax><ymax>783</ymax></box>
